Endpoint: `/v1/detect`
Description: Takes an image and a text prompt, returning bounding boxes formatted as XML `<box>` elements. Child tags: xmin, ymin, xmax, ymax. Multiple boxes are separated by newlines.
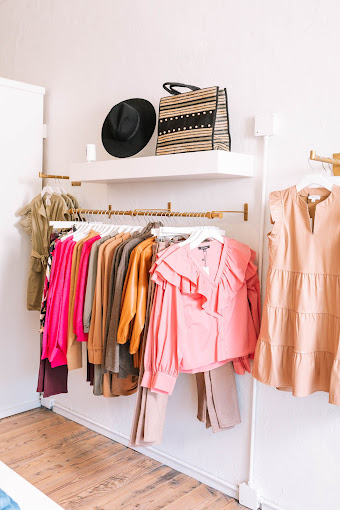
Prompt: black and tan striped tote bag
<box><xmin>156</xmin><ymin>82</ymin><xmax>231</xmax><ymax>156</ymax></box>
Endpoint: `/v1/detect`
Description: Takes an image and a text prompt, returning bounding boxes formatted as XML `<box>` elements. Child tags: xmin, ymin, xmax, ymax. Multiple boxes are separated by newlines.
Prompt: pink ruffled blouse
<box><xmin>141</xmin><ymin>238</ymin><xmax>261</xmax><ymax>395</ymax></box>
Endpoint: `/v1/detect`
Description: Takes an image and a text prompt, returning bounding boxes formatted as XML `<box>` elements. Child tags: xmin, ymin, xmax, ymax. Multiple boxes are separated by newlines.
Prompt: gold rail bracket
<box><xmin>211</xmin><ymin>203</ymin><xmax>248</xmax><ymax>221</ymax></box>
<box><xmin>39</xmin><ymin>171</ymin><xmax>81</xmax><ymax>186</ymax></box>
<box><xmin>310</xmin><ymin>150</ymin><xmax>340</xmax><ymax>176</ymax></box>
<box><xmin>244</xmin><ymin>203</ymin><xmax>248</xmax><ymax>221</ymax></box>
<box><xmin>333</xmin><ymin>153</ymin><xmax>340</xmax><ymax>176</ymax></box>
<box><xmin>39</xmin><ymin>171</ymin><xmax>70</xmax><ymax>180</ymax></box>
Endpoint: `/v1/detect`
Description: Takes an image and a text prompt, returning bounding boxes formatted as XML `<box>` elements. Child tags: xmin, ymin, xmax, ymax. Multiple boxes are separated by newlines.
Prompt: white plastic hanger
<box><xmin>151</xmin><ymin>226</ymin><xmax>224</xmax><ymax>238</ymax></box>
<box><xmin>117</xmin><ymin>224</ymin><xmax>134</xmax><ymax>233</ymax></box>
<box><xmin>179</xmin><ymin>226</ymin><xmax>224</xmax><ymax>249</ymax></box>
<box><xmin>60</xmin><ymin>222</ymin><xmax>90</xmax><ymax>242</ymax></box>
<box><xmin>296</xmin><ymin>173</ymin><xmax>333</xmax><ymax>192</ymax></box>
<box><xmin>41</xmin><ymin>185</ymin><xmax>54</xmax><ymax>198</ymax></box>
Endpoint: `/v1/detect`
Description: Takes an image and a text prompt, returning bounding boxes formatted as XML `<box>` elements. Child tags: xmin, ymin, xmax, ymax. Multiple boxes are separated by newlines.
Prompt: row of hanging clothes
<box><xmin>24</xmin><ymin>212</ymin><xmax>260</xmax><ymax>445</ymax></box>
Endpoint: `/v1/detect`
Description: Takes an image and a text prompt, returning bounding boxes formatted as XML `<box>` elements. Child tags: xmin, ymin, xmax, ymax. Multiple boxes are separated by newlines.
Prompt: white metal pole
<box><xmin>248</xmin><ymin>135</ymin><xmax>269</xmax><ymax>488</ymax></box>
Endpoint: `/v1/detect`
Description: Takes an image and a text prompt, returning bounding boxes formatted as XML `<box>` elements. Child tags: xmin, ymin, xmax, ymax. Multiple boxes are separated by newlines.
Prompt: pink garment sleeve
<box><xmin>232</xmin><ymin>250</ymin><xmax>261</xmax><ymax>376</ymax></box>
<box><xmin>141</xmin><ymin>282</ymin><xmax>181</xmax><ymax>395</ymax></box>
<box><xmin>246</xmin><ymin>249</ymin><xmax>261</xmax><ymax>338</ymax></box>
<box><xmin>73</xmin><ymin>236</ymin><xmax>100</xmax><ymax>342</ymax></box>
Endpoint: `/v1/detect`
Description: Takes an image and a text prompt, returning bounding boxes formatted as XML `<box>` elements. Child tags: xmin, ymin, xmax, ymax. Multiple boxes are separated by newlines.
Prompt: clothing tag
<box><xmin>46</xmin><ymin>196</ymin><xmax>51</xmax><ymax>206</ymax></box>
<box><xmin>203</xmin><ymin>266</ymin><xmax>210</xmax><ymax>275</ymax></box>
<box><xmin>198</xmin><ymin>245</ymin><xmax>210</xmax><ymax>267</ymax></box>
<box><xmin>308</xmin><ymin>195</ymin><xmax>321</xmax><ymax>202</ymax></box>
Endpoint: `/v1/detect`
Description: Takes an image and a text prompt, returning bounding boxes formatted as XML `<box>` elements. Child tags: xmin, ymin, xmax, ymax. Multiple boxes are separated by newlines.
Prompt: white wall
<box><xmin>0</xmin><ymin>78</ymin><xmax>44</xmax><ymax>418</ymax></box>
<box><xmin>1</xmin><ymin>1</ymin><xmax>340</xmax><ymax>509</ymax></box>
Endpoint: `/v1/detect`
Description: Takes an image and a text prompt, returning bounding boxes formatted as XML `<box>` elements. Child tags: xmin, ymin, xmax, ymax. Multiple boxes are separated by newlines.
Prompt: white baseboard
<box><xmin>0</xmin><ymin>399</ymin><xmax>41</xmax><ymax>419</ymax></box>
<box><xmin>49</xmin><ymin>402</ymin><xmax>239</xmax><ymax>500</ymax></box>
<box><xmin>260</xmin><ymin>500</ymin><xmax>287</xmax><ymax>510</ymax></box>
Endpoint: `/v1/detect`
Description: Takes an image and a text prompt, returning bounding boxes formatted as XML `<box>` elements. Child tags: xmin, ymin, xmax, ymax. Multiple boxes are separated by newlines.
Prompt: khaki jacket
<box><xmin>19</xmin><ymin>193</ymin><xmax>68</xmax><ymax>311</ymax></box>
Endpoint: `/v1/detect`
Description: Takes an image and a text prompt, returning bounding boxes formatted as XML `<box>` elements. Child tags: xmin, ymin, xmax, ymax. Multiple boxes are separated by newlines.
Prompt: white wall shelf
<box><xmin>70</xmin><ymin>150</ymin><xmax>254</xmax><ymax>184</ymax></box>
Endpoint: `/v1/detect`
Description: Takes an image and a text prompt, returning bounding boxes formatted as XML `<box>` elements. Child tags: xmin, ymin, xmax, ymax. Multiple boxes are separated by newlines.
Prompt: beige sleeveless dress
<box><xmin>253</xmin><ymin>185</ymin><xmax>340</xmax><ymax>405</ymax></box>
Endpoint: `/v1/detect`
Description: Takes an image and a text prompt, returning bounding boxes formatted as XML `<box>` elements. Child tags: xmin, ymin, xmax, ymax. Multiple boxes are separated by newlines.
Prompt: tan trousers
<box><xmin>196</xmin><ymin>362</ymin><xmax>241</xmax><ymax>432</ymax></box>
<box><xmin>130</xmin><ymin>242</ymin><xmax>163</xmax><ymax>447</ymax></box>
<box><xmin>130</xmin><ymin>364</ymin><xmax>241</xmax><ymax>446</ymax></box>
<box><xmin>129</xmin><ymin>242</ymin><xmax>241</xmax><ymax>447</ymax></box>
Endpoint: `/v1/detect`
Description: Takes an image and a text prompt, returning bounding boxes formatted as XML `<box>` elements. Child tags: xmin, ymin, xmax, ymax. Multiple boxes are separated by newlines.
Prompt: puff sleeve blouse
<box><xmin>141</xmin><ymin>238</ymin><xmax>260</xmax><ymax>395</ymax></box>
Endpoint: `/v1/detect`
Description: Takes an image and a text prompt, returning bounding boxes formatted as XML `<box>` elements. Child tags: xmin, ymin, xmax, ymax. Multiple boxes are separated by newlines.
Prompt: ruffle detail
<box><xmin>18</xmin><ymin>204</ymin><xmax>33</xmax><ymax>237</ymax></box>
<box><xmin>150</xmin><ymin>238</ymin><xmax>257</xmax><ymax>318</ymax></box>
<box><xmin>268</xmin><ymin>190</ymin><xmax>283</xmax><ymax>239</ymax></box>
<box><xmin>233</xmin><ymin>355</ymin><xmax>252</xmax><ymax>375</ymax></box>
<box><xmin>253</xmin><ymin>339</ymin><xmax>340</xmax><ymax>405</ymax></box>
<box><xmin>265</xmin><ymin>269</ymin><xmax>340</xmax><ymax>317</ymax></box>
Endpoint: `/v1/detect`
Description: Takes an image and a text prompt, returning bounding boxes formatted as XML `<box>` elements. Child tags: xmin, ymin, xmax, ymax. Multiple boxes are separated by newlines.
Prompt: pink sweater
<box><xmin>73</xmin><ymin>235</ymin><xmax>101</xmax><ymax>342</ymax></box>
<box><xmin>141</xmin><ymin>239</ymin><xmax>261</xmax><ymax>395</ymax></box>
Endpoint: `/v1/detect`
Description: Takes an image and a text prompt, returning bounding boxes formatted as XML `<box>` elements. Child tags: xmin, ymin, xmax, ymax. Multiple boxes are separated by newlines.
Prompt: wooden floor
<box><xmin>0</xmin><ymin>408</ymin><xmax>247</xmax><ymax>510</ymax></box>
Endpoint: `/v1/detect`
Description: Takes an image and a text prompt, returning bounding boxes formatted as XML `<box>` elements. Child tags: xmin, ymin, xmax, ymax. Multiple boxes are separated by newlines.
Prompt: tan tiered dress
<box><xmin>253</xmin><ymin>185</ymin><xmax>340</xmax><ymax>405</ymax></box>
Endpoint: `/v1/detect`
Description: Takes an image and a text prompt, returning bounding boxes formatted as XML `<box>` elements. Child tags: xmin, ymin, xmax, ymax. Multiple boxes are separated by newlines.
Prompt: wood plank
<box><xmin>162</xmin><ymin>484</ymin><xmax>222</xmax><ymax>510</ymax></box>
<box><xmin>119</xmin><ymin>472</ymin><xmax>201</xmax><ymax>510</ymax></box>
<box><xmin>43</xmin><ymin>447</ymin><xmax>142</xmax><ymax>494</ymax></box>
<box><xmin>39</xmin><ymin>439</ymin><xmax>125</xmax><ymax>487</ymax></box>
<box><xmin>9</xmin><ymin>429</ymin><xmax>98</xmax><ymax>473</ymax></box>
<box><xmin>0</xmin><ymin>408</ymin><xmax>57</xmax><ymax>434</ymax></box>
<box><xmin>14</xmin><ymin>431</ymin><xmax>123</xmax><ymax>485</ymax></box>
<box><xmin>67</xmin><ymin>464</ymin><xmax>176</xmax><ymax>510</ymax></box>
<box><xmin>53</xmin><ymin>455</ymin><xmax>161</xmax><ymax>509</ymax></box>
<box><xmin>0</xmin><ymin>413</ymin><xmax>66</xmax><ymax>446</ymax></box>
<box><xmin>1</xmin><ymin>419</ymin><xmax>86</xmax><ymax>455</ymax></box>
<box><xmin>204</xmin><ymin>493</ymin><xmax>238</xmax><ymax>509</ymax></box>
<box><xmin>2</xmin><ymin>421</ymin><xmax>88</xmax><ymax>467</ymax></box>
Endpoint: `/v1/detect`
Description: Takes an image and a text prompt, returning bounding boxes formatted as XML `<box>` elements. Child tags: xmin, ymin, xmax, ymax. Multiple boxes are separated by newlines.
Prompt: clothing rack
<box><xmin>310</xmin><ymin>150</ymin><xmax>340</xmax><ymax>175</ymax></box>
<box><xmin>64</xmin><ymin>202</ymin><xmax>249</xmax><ymax>221</ymax></box>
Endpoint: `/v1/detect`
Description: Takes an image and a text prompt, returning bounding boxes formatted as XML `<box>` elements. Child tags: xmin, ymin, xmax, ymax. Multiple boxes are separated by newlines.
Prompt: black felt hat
<box><xmin>101</xmin><ymin>98</ymin><xmax>156</xmax><ymax>158</ymax></box>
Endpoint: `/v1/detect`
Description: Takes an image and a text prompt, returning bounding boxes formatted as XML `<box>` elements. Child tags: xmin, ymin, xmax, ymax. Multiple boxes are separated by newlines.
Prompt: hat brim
<box><xmin>101</xmin><ymin>98</ymin><xmax>156</xmax><ymax>158</ymax></box>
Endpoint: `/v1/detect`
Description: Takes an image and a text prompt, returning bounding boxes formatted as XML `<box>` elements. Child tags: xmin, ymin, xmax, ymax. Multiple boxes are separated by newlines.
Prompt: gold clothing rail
<box><xmin>69</xmin><ymin>202</ymin><xmax>249</xmax><ymax>221</ymax></box>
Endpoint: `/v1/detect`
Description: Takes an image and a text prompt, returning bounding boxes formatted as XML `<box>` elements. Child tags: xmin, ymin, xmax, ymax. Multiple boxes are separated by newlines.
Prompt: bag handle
<box><xmin>163</xmin><ymin>82</ymin><xmax>201</xmax><ymax>95</ymax></box>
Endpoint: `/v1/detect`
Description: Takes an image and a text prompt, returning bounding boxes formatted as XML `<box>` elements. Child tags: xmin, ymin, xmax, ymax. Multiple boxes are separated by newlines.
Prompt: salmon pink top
<box><xmin>141</xmin><ymin>238</ymin><xmax>260</xmax><ymax>395</ymax></box>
